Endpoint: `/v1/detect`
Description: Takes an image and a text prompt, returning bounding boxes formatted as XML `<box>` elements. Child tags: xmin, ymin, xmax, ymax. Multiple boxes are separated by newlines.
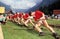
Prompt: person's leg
<box><xmin>24</xmin><ymin>20</ymin><xmax>29</xmax><ymax>26</ymax></box>
<box><xmin>42</xmin><ymin>20</ymin><xmax>55</xmax><ymax>33</ymax></box>
<box><xmin>14</xmin><ymin>18</ymin><xmax>17</xmax><ymax>23</ymax></box>
<box><xmin>34</xmin><ymin>22</ymin><xmax>45</xmax><ymax>36</ymax></box>
<box><xmin>17</xmin><ymin>17</ymin><xmax>21</xmax><ymax>24</ymax></box>
<box><xmin>22</xmin><ymin>19</ymin><xmax>34</xmax><ymax>29</ymax></box>
<box><xmin>20</xmin><ymin>18</ymin><xmax>22</xmax><ymax>24</ymax></box>
<box><xmin>12</xmin><ymin>19</ymin><xmax>14</xmax><ymax>22</ymax></box>
<box><xmin>42</xmin><ymin>20</ymin><xmax>60</xmax><ymax>39</ymax></box>
<box><xmin>24</xmin><ymin>19</ymin><xmax>34</xmax><ymax>26</ymax></box>
<box><xmin>29</xmin><ymin>19</ymin><xmax>34</xmax><ymax>26</ymax></box>
<box><xmin>15</xmin><ymin>18</ymin><xmax>18</xmax><ymax>23</ymax></box>
<box><xmin>21</xmin><ymin>18</ymin><xmax>24</xmax><ymax>24</ymax></box>
<box><xmin>34</xmin><ymin>23</ymin><xmax>42</xmax><ymax>32</ymax></box>
<box><xmin>21</xmin><ymin>18</ymin><xmax>29</xmax><ymax>27</ymax></box>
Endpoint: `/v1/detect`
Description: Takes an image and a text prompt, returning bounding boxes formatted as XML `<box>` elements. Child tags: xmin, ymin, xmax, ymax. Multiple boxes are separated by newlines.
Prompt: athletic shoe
<box><xmin>39</xmin><ymin>32</ymin><xmax>45</xmax><ymax>36</ymax></box>
<box><xmin>52</xmin><ymin>33</ymin><xmax>60</xmax><ymax>39</ymax></box>
<box><xmin>23</xmin><ymin>25</ymin><xmax>29</xmax><ymax>28</ymax></box>
<box><xmin>33</xmin><ymin>26</ymin><xmax>35</xmax><ymax>29</ymax></box>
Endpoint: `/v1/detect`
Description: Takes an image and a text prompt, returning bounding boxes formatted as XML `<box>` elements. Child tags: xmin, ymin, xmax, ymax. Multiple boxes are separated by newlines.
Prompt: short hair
<box><xmin>29</xmin><ymin>11</ymin><xmax>32</xmax><ymax>16</ymax></box>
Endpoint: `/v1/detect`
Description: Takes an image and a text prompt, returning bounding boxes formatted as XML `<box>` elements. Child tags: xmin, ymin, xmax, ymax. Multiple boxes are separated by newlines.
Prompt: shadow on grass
<box><xmin>10</xmin><ymin>21</ymin><xmax>55</xmax><ymax>37</ymax></box>
<box><xmin>13</xmin><ymin>27</ymin><xmax>52</xmax><ymax>37</ymax></box>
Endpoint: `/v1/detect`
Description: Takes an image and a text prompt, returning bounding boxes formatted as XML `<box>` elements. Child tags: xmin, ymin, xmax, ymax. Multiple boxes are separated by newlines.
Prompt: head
<box><xmin>29</xmin><ymin>11</ymin><xmax>35</xmax><ymax>16</ymax></box>
<box><xmin>22</xmin><ymin>12</ymin><xmax>25</xmax><ymax>15</ymax></box>
<box><xmin>16</xmin><ymin>12</ymin><xmax>17</xmax><ymax>14</ymax></box>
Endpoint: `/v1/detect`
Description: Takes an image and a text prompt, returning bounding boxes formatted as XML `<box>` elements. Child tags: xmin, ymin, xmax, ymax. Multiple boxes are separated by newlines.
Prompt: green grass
<box><xmin>1</xmin><ymin>19</ymin><xmax>60</xmax><ymax>39</ymax></box>
<box><xmin>47</xmin><ymin>19</ymin><xmax>60</xmax><ymax>25</ymax></box>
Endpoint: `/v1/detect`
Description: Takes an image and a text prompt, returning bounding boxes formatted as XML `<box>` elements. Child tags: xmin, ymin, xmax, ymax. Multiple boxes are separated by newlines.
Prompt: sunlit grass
<box><xmin>1</xmin><ymin>19</ymin><xmax>60</xmax><ymax>39</ymax></box>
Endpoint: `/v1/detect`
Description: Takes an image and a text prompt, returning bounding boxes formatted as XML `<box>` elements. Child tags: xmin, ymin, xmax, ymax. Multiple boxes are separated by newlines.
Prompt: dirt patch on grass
<box><xmin>49</xmin><ymin>24</ymin><xmax>60</xmax><ymax>29</ymax></box>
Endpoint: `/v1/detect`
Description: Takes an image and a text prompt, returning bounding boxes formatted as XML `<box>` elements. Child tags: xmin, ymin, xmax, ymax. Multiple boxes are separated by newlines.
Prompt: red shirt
<box><xmin>23</xmin><ymin>13</ymin><xmax>29</xmax><ymax>20</ymax></box>
<box><xmin>34</xmin><ymin>10</ymin><xmax>43</xmax><ymax>21</ymax></box>
<box><xmin>19</xmin><ymin>13</ymin><xmax>23</xmax><ymax>18</ymax></box>
<box><xmin>11</xmin><ymin>15</ymin><xmax>14</xmax><ymax>19</ymax></box>
<box><xmin>9</xmin><ymin>15</ymin><xmax>12</xmax><ymax>19</ymax></box>
<box><xmin>14</xmin><ymin>14</ymin><xmax>18</xmax><ymax>18</ymax></box>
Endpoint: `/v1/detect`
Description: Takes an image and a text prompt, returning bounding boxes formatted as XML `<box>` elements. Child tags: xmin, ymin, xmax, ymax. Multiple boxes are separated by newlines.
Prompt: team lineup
<box><xmin>0</xmin><ymin>0</ymin><xmax>60</xmax><ymax>39</ymax></box>
<box><xmin>6</xmin><ymin>10</ymin><xmax>59</xmax><ymax>39</ymax></box>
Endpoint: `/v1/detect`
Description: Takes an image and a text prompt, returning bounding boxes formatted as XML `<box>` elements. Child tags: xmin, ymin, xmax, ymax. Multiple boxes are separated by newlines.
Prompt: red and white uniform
<box><xmin>8</xmin><ymin>14</ymin><xmax>13</xmax><ymax>20</ymax></box>
<box><xmin>18</xmin><ymin>13</ymin><xmax>23</xmax><ymax>18</ymax></box>
<box><xmin>14</xmin><ymin>13</ymin><xmax>18</xmax><ymax>18</ymax></box>
<box><xmin>23</xmin><ymin>13</ymin><xmax>29</xmax><ymax>20</ymax></box>
<box><xmin>34</xmin><ymin>10</ymin><xmax>43</xmax><ymax>21</ymax></box>
<box><xmin>11</xmin><ymin>15</ymin><xmax>15</xmax><ymax>19</ymax></box>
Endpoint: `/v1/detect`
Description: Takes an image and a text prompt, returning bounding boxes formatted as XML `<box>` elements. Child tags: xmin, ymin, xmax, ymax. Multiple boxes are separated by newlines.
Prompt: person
<box><xmin>16</xmin><ymin>12</ymin><xmax>21</xmax><ymax>24</ymax></box>
<box><xmin>13</xmin><ymin>12</ymin><xmax>18</xmax><ymax>23</ymax></box>
<box><xmin>8</xmin><ymin>13</ymin><xmax>12</xmax><ymax>21</ymax></box>
<box><xmin>11</xmin><ymin>14</ymin><xmax>15</xmax><ymax>22</ymax></box>
<box><xmin>0</xmin><ymin>14</ymin><xmax>6</xmax><ymax>24</ymax></box>
<box><xmin>17</xmin><ymin>12</ymin><xmax>23</xmax><ymax>25</ymax></box>
<box><xmin>21</xmin><ymin>13</ymin><xmax>34</xmax><ymax>28</ymax></box>
<box><xmin>30</xmin><ymin>10</ymin><xmax>59</xmax><ymax>39</ymax></box>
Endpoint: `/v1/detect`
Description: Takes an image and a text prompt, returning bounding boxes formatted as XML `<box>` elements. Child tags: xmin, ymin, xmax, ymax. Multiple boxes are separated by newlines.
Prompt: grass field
<box><xmin>1</xmin><ymin>19</ymin><xmax>60</xmax><ymax>39</ymax></box>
